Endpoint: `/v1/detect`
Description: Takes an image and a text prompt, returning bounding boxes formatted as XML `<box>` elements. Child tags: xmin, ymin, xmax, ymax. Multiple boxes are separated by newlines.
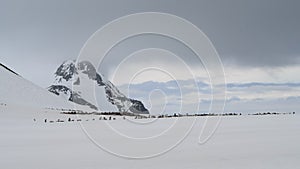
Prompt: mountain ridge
<box><xmin>0</xmin><ymin>63</ymin><xmax>19</xmax><ymax>76</ymax></box>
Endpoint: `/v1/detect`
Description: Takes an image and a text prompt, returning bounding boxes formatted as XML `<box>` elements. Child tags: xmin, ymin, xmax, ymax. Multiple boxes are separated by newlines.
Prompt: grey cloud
<box><xmin>1</xmin><ymin>0</ymin><xmax>300</xmax><ymax>88</ymax></box>
<box><xmin>227</xmin><ymin>82</ymin><xmax>300</xmax><ymax>88</ymax></box>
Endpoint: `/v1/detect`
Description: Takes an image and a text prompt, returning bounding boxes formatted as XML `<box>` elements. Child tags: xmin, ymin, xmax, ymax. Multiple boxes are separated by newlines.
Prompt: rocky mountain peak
<box><xmin>49</xmin><ymin>60</ymin><xmax>149</xmax><ymax>114</ymax></box>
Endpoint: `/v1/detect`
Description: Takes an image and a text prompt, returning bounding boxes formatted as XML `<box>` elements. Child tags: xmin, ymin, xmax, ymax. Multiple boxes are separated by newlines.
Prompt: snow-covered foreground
<box><xmin>1</xmin><ymin>106</ymin><xmax>299</xmax><ymax>169</ymax></box>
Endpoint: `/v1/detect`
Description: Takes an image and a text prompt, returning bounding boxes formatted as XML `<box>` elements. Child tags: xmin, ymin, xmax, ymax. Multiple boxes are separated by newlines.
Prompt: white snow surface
<box><xmin>0</xmin><ymin>105</ymin><xmax>299</xmax><ymax>169</ymax></box>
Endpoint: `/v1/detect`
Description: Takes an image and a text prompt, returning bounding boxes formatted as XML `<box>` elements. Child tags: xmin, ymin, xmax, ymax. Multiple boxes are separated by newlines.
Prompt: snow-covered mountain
<box><xmin>48</xmin><ymin>60</ymin><xmax>149</xmax><ymax>114</ymax></box>
<box><xmin>0</xmin><ymin>62</ymin><xmax>90</xmax><ymax>111</ymax></box>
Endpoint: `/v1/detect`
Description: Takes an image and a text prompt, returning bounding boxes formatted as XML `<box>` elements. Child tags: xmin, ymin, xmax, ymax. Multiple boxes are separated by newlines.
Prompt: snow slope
<box><xmin>0</xmin><ymin>63</ymin><xmax>92</xmax><ymax>111</ymax></box>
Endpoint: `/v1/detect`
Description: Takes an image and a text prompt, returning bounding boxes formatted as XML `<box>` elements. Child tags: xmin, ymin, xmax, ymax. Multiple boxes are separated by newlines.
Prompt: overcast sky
<box><xmin>1</xmin><ymin>0</ymin><xmax>300</xmax><ymax>113</ymax></box>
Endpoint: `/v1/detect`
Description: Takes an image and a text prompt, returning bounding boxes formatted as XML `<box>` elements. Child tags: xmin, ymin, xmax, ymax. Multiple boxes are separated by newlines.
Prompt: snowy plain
<box><xmin>0</xmin><ymin>105</ymin><xmax>299</xmax><ymax>169</ymax></box>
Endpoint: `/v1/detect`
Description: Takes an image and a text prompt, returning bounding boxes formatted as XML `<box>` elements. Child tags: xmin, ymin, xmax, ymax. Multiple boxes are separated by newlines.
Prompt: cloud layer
<box><xmin>118</xmin><ymin>80</ymin><xmax>300</xmax><ymax>114</ymax></box>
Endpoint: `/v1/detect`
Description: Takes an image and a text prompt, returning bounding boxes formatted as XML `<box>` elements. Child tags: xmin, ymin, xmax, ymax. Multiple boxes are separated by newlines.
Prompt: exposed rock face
<box><xmin>48</xmin><ymin>85</ymin><xmax>98</xmax><ymax>110</ymax></box>
<box><xmin>103</xmin><ymin>81</ymin><xmax>148</xmax><ymax>114</ymax></box>
<box><xmin>48</xmin><ymin>60</ymin><xmax>149</xmax><ymax>114</ymax></box>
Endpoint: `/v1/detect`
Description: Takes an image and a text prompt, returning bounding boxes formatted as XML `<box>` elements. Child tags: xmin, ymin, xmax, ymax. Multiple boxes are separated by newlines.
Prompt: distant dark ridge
<box><xmin>0</xmin><ymin>63</ymin><xmax>19</xmax><ymax>76</ymax></box>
